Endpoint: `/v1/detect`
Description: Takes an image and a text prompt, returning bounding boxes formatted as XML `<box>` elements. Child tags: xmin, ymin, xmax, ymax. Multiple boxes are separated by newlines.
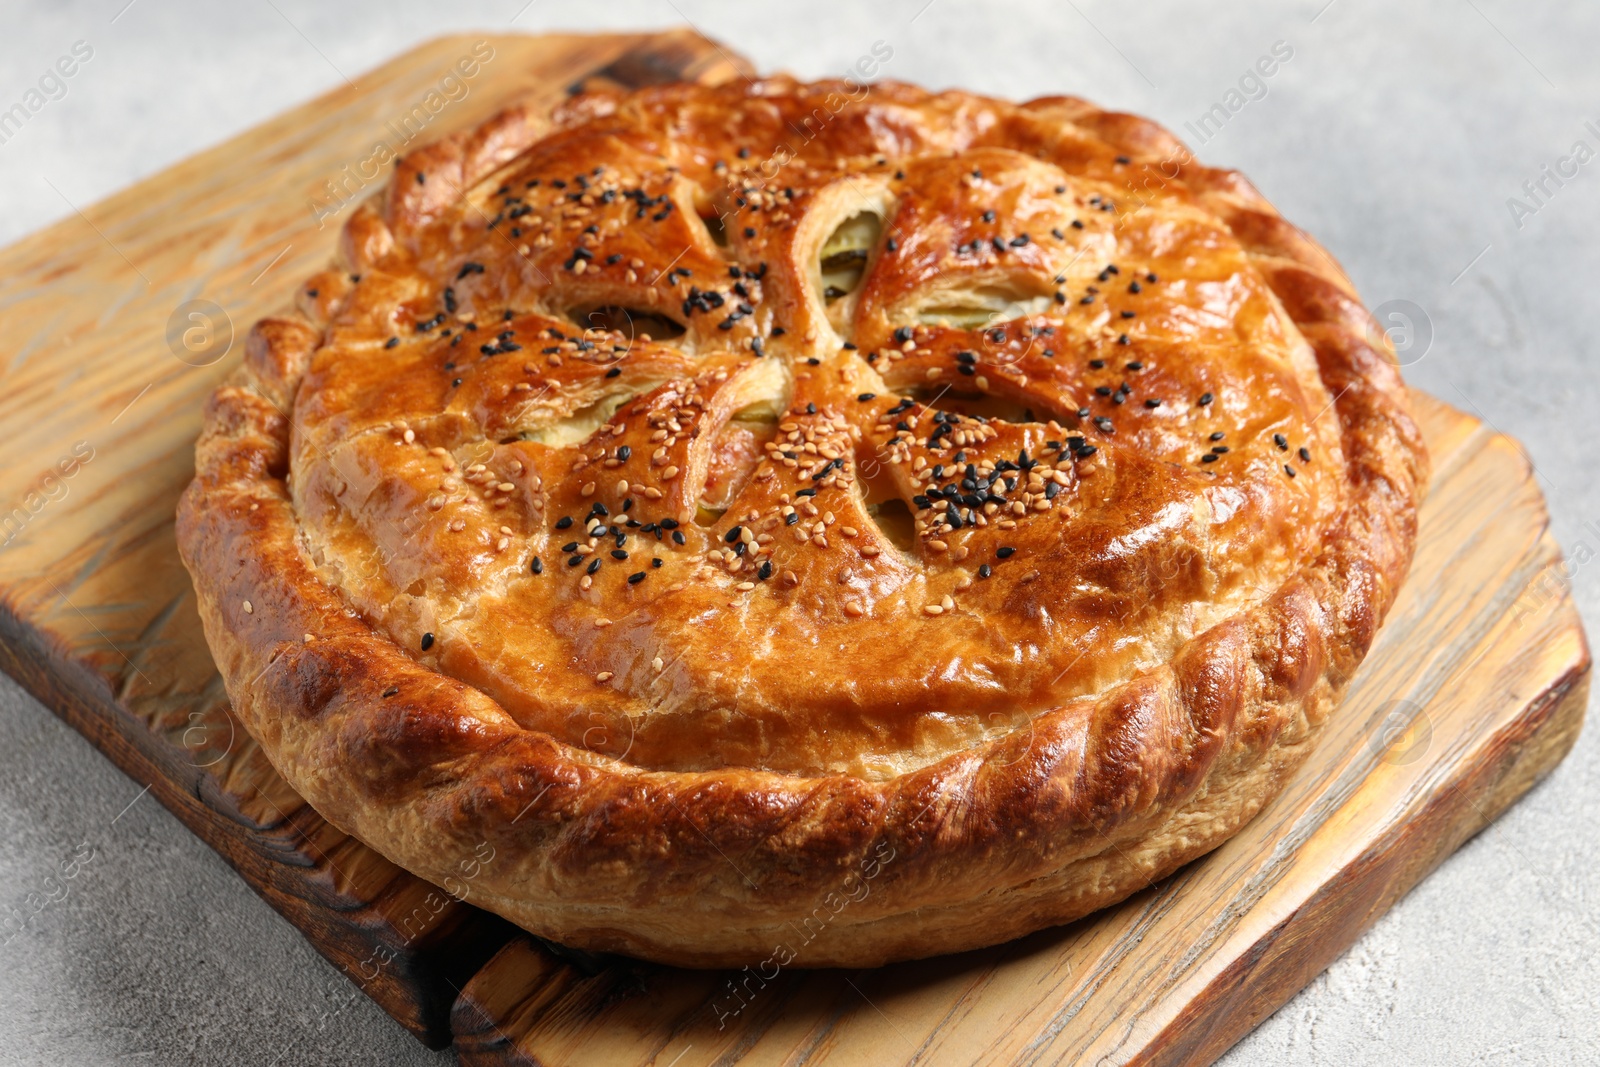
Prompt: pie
<box><xmin>177</xmin><ymin>75</ymin><xmax>1428</xmax><ymax>968</ymax></box>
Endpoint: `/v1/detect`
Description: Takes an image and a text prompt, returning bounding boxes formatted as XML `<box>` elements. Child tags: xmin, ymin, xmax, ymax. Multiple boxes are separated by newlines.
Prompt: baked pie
<box><xmin>178</xmin><ymin>76</ymin><xmax>1427</xmax><ymax>967</ymax></box>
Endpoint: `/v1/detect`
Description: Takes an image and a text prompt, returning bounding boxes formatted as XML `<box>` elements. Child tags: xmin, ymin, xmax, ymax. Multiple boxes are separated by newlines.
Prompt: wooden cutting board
<box><xmin>0</xmin><ymin>29</ymin><xmax>1586</xmax><ymax>1066</ymax></box>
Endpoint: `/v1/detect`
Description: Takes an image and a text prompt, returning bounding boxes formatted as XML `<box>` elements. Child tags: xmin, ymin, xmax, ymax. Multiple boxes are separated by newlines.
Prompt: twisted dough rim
<box><xmin>177</xmin><ymin>76</ymin><xmax>1427</xmax><ymax>967</ymax></box>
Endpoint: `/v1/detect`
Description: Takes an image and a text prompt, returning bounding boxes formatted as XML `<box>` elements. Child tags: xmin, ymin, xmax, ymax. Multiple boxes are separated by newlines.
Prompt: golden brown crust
<box><xmin>177</xmin><ymin>77</ymin><xmax>1426</xmax><ymax>967</ymax></box>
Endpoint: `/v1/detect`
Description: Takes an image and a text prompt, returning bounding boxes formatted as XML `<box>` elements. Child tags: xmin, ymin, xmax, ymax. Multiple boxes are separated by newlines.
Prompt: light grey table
<box><xmin>1</xmin><ymin>1</ymin><xmax>1595</xmax><ymax>1063</ymax></box>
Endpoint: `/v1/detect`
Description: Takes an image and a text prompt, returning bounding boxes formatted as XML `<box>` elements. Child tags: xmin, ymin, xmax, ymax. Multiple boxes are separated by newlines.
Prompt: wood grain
<box><xmin>448</xmin><ymin>392</ymin><xmax>1589</xmax><ymax>1067</ymax></box>
<box><xmin>0</xmin><ymin>28</ymin><xmax>1584</xmax><ymax>1065</ymax></box>
<box><xmin>0</xmin><ymin>29</ymin><xmax>749</xmax><ymax>1048</ymax></box>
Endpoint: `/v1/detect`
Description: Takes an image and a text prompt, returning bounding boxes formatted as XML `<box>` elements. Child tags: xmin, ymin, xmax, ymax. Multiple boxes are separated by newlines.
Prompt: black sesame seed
<box><xmin>420</xmin><ymin>632</ymin><xmax>435</xmax><ymax>651</ymax></box>
<box><xmin>1201</xmin><ymin>454</ymin><xmax>1220</xmax><ymax>464</ymax></box>
<box><xmin>385</xmin><ymin>337</ymin><xmax>400</xmax><ymax>349</ymax></box>
<box><xmin>531</xmin><ymin>557</ymin><xmax>543</xmax><ymax>574</ymax></box>
<box><xmin>628</xmin><ymin>571</ymin><xmax>646</xmax><ymax>584</ymax></box>
<box><xmin>996</xmin><ymin>546</ymin><xmax>1016</xmax><ymax>559</ymax></box>
<box><xmin>1198</xmin><ymin>393</ymin><xmax>1214</xmax><ymax>406</ymax></box>
<box><xmin>1210</xmin><ymin>431</ymin><xmax>1226</xmax><ymax>441</ymax></box>
<box><xmin>1273</xmin><ymin>433</ymin><xmax>1289</xmax><ymax>451</ymax></box>
<box><xmin>978</xmin><ymin>564</ymin><xmax>993</xmax><ymax>579</ymax></box>
<box><xmin>672</xmin><ymin>530</ymin><xmax>687</xmax><ymax>545</ymax></box>
<box><xmin>586</xmin><ymin>558</ymin><xmax>601</xmax><ymax>575</ymax></box>
<box><xmin>1284</xmin><ymin>464</ymin><xmax>1298</xmax><ymax>478</ymax></box>
<box><xmin>1298</xmin><ymin>447</ymin><xmax>1312</xmax><ymax>463</ymax></box>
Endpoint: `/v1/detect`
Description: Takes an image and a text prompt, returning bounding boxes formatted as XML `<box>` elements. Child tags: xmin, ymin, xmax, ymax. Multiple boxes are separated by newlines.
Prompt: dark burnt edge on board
<box><xmin>566</xmin><ymin>25</ymin><xmax>756</xmax><ymax>97</ymax></box>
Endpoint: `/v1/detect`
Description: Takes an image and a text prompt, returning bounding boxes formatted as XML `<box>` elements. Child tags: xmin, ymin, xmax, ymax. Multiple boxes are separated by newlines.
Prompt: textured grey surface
<box><xmin>0</xmin><ymin>1</ymin><xmax>1596</xmax><ymax>1064</ymax></box>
